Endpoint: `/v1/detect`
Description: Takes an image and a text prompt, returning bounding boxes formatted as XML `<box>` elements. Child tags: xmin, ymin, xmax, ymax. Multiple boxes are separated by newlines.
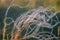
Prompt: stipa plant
<box><xmin>3</xmin><ymin>3</ymin><xmax>60</xmax><ymax>40</ymax></box>
<box><xmin>0</xmin><ymin>0</ymin><xmax>59</xmax><ymax>40</ymax></box>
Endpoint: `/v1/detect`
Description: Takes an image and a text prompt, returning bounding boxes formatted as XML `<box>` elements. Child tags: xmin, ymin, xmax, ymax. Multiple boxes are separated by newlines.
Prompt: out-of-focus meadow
<box><xmin>0</xmin><ymin>0</ymin><xmax>60</xmax><ymax>10</ymax></box>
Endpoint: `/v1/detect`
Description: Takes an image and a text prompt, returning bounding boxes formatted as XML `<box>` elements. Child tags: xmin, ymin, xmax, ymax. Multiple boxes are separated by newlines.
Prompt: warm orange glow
<box><xmin>0</xmin><ymin>0</ymin><xmax>7</xmax><ymax>6</ymax></box>
<box><xmin>1</xmin><ymin>0</ymin><xmax>6</xmax><ymax>3</ymax></box>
